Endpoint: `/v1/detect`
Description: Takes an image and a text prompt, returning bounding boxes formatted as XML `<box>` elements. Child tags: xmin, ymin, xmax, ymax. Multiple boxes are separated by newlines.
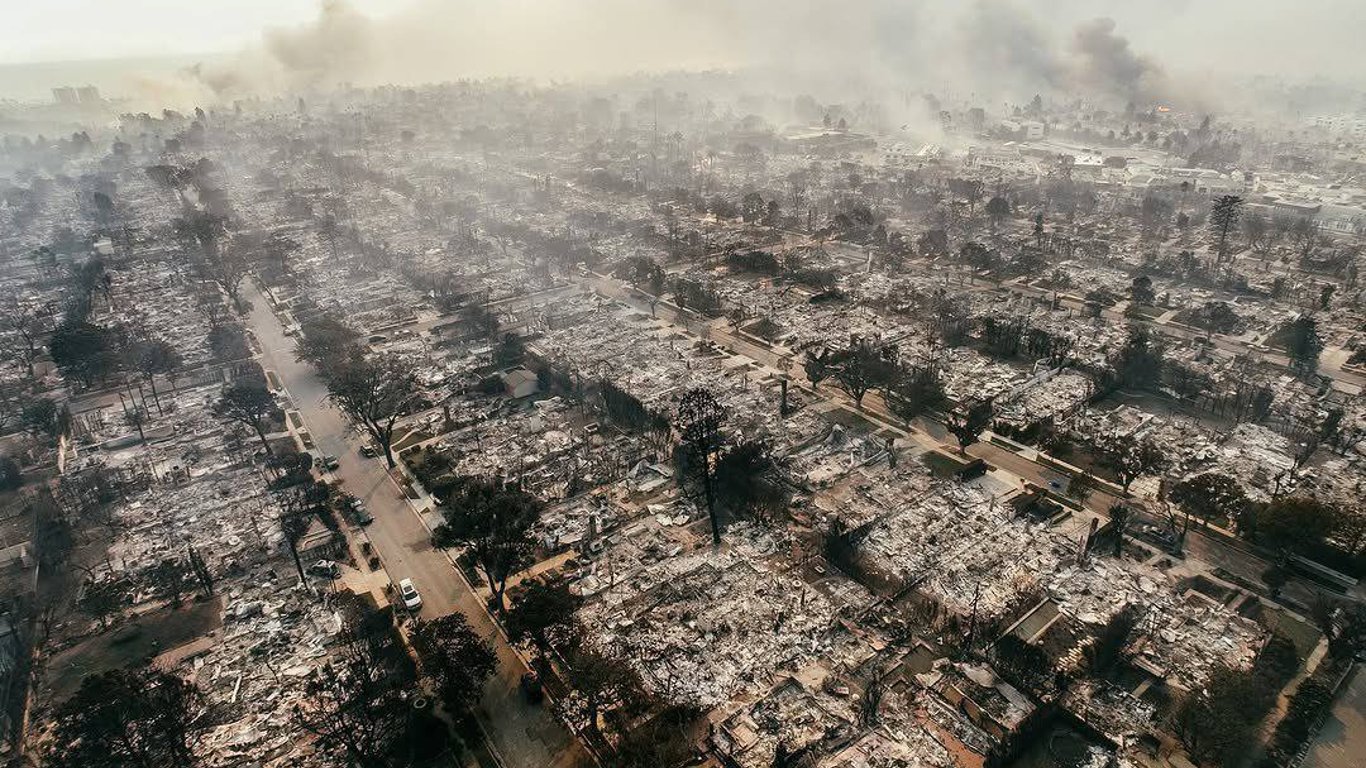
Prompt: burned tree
<box><xmin>274</xmin><ymin>483</ymin><xmax>323</xmax><ymax>582</ymax></box>
<box><xmin>214</xmin><ymin>382</ymin><xmax>278</xmax><ymax>455</ymax></box>
<box><xmin>0</xmin><ymin>300</ymin><xmax>49</xmax><ymax>378</ymax></box>
<box><xmin>1208</xmin><ymin>195</ymin><xmax>1243</xmax><ymax>264</ymax></box>
<box><xmin>675</xmin><ymin>387</ymin><xmax>728</xmax><ymax>545</ymax></box>
<box><xmin>133</xmin><ymin>338</ymin><xmax>181</xmax><ymax>415</ymax></box>
<box><xmin>802</xmin><ymin>347</ymin><xmax>835</xmax><ymax>389</ymax></box>
<box><xmin>947</xmin><ymin>397</ymin><xmax>994</xmax><ymax>453</ymax></box>
<box><xmin>293</xmin><ymin>599</ymin><xmax>418</xmax><ymax>768</ymax></box>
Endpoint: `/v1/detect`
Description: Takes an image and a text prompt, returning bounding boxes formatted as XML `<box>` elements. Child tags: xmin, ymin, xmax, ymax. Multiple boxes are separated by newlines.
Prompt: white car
<box><xmin>397</xmin><ymin>578</ymin><xmax>422</xmax><ymax>611</ymax></box>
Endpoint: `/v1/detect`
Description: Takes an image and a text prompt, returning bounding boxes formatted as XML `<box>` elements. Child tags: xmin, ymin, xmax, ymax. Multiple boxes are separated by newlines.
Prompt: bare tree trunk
<box><xmin>703</xmin><ymin>454</ymin><xmax>720</xmax><ymax>545</ymax></box>
<box><xmin>288</xmin><ymin>541</ymin><xmax>306</xmax><ymax>582</ymax></box>
<box><xmin>254</xmin><ymin>422</ymin><xmax>273</xmax><ymax>455</ymax></box>
<box><xmin>147</xmin><ymin>375</ymin><xmax>163</xmax><ymax>415</ymax></box>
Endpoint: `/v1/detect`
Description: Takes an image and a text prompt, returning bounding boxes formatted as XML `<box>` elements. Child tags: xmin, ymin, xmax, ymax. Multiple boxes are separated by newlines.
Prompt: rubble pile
<box><xmin>191</xmin><ymin>570</ymin><xmax>347</xmax><ymax>767</ymax></box>
<box><xmin>712</xmin><ymin>678</ymin><xmax>860</xmax><ymax>768</ymax></box>
<box><xmin>861</xmin><ymin>483</ymin><xmax>1067</xmax><ymax>617</ymax></box>
<box><xmin>1208</xmin><ymin>423</ymin><xmax>1297</xmax><ymax>499</ymax></box>
<box><xmin>935</xmin><ymin>347</ymin><xmax>1029</xmax><ymax>403</ymax></box>
<box><xmin>580</xmin><ymin>525</ymin><xmax>873</xmax><ymax>708</ymax></box>
<box><xmin>997</xmin><ymin>370</ymin><xmax>1094</xmax><ymax>430</ymax></box>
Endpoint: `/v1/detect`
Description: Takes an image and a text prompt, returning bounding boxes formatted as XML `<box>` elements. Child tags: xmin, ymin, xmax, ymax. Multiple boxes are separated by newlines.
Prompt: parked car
<box><xmin>359</xmin><ymin>445</ymin><xmax>378</xmax><ymax>458</ymax></box>
<box><xmin>397</xmin><ymin>578</ymin><xmax>422</xmax><ymax>611</ymax></box>
<box><xmin>321</xmin><ymin>454</ymin><xmax>340</xmax><ymax>470</ymax></box>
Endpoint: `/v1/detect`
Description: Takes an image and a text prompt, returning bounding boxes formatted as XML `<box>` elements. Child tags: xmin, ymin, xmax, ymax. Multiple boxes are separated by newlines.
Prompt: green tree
<box><xmin>1109</xmin><ymin>325</ymin><xmax>1165</xmax><ymax>392</ymax></box>
<box><xmin>1129</xmin><ymin>275</ymin><xmax>1155</xmax><ymax>306</ymax></box>
<box><xmin>563</xmin><ymin>646</ymin><xmax>646</xmax><ymax>736</ymax></box>
<box><xmin>615</xmin><ymin>704</ymin><xmax>699</xmax><ymax>768</ymax></box>
<box><xmin>1175</xmin><ymin>665</ymin><xmax>1265</xmax><ymax>767</ymax></box>
<box><xmin>885</xmin><ymin>364</ymin><xmax>946</xmax><ymax>422</ymax></box>
<box><xmin>1099</xmin><ymin>437</ymin><xmax>1168</xmax><ymax>494</ymax></box>
<box><xmin>741</xmin><ymin>191</ymin><xmax>765</xmax><ymax>223</ymax></box>
<box><xmin>1107</xmin><ymin>503</ymin><xmax>1131</xmax><ymax>557</ymax></box>
<box><xmin>433</xmin><ymin>479</ymin><xmax>540</xmax><ymax>611</ymax></box>
<box><xmin>207</xmin><ymin>323</ymin><xmax>250</xmax><ymax>361</ymax></box>
<box><xmin>985</xmin><ymin>195</ymin><xmax>1011</xmax><ymax>229</ymax></box>
<box><xmin>1169</xmin><ymin>473</ymin><xmax>1249</xmax><ymax>530</ymax></box>
<box><xmin>410</xmin><ymin>613</ymin><xmax>496</xmax><ymax>713</ymax></box>
<box><xmin>831</xmin><ymin>338</ymin><xmax>898</xmax><ymax>409</ymax></box>
<box><xmin>294</xmin><ymin>314</ymin><xmax>359</xmax><ymax>366</ymax></box>
<box><xmin>45</xmin><ymin>669</ymin><xmax>206</xmax><ymax>768</ymax></box>
<box><xmin>713</xmin><ymin>440</ymin><xmax>788</xmax><ymax>520</ymax></box>
<box><xmin>1254</xmin><ymin>497</ymin><xmax>1337</xmax><ymax>563</ymax></box>
<box><xmin>323</xmin><ymin>353</ymin><xmax>421</xmax><ymax>468</ymax></box>
<box><xmin>50</xmin><ymin>321</ymin><xmax>120</xmax><ymax>386</ymax></box>
<box><xmin>0</xmin><ymin>456</ymin><xmax>24</xmax><ymax>491</ymax></box>
<box><xmin>21</xmin><ymin>397</ymin><xmax>61</xmax><ymax>440</ymax></box>
<box><xmin>506</xmin><ymin>579</ymin><xmax>581</xmax><ymax>652</ymax></box>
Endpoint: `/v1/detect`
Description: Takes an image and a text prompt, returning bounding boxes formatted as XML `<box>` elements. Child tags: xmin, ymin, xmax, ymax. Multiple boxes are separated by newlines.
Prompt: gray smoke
<box><xmin>957</xmin><ymin>1</ymin><xmax>1065</xmax><ymax>95</ymax></box>
<box><xmin>262</xmin><ymin>0</ymin><xmax>374</xmax><ymax>87</ymax></box>
<box><xmin>1071</xmin><ymin>17</ymin><xmax>1167</xmax><ymax>103</ymax></box>
<box><xmin>118</xmin><ymin>0</ymin><xmax>1358</xmax><ymax>115</ymax></box>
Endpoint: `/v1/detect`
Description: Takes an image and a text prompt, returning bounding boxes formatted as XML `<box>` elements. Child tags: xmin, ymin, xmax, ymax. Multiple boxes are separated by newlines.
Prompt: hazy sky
<box><xmin>4</xmin><ymin>0</ymin><xmax>1362</xmax><ymax>78</ymax></box>
<box><xmin>2</xmin><ymin>0</ymin><xmax>1363</xmax><ymax>109</ymax></box>
<box><xmin>1</xmin><ymin>0</ymin><xmax>406</xmax><ymax>63</ymax></box>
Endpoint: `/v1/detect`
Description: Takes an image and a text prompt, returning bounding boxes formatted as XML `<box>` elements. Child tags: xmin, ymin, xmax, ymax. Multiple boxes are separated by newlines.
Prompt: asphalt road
<box><xmin>1303</xmin><ymin>665</ymin><xmax>1365</xmax><ymax>768</ymax></box>
<box><xmin>244</xmin><ymin>283</ymin><xmax>588</xmax><ymax>768</ymax></box>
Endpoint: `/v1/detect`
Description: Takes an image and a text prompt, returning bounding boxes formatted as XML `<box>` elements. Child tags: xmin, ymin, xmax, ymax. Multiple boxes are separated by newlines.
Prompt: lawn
<box><xmin>43</xmin><ymin>596</ymin><xmax>222</xmax><ymax>703</ymax></box>
<box><xmin>922</xmin><ymin>449</ymin><xmax>970</xmax><ymax>479</ymax></box>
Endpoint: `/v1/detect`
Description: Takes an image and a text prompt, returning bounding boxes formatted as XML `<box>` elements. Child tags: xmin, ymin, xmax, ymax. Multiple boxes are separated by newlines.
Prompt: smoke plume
<box><xmin>1071</xmin><ymin>17</ymin><xmax>1167</xmax><ymax>104</ymax></box>
<box><xmin>117</xmin><ymin>0</ymin><xmax>1358</xmax><ymax>115</ymax></box>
